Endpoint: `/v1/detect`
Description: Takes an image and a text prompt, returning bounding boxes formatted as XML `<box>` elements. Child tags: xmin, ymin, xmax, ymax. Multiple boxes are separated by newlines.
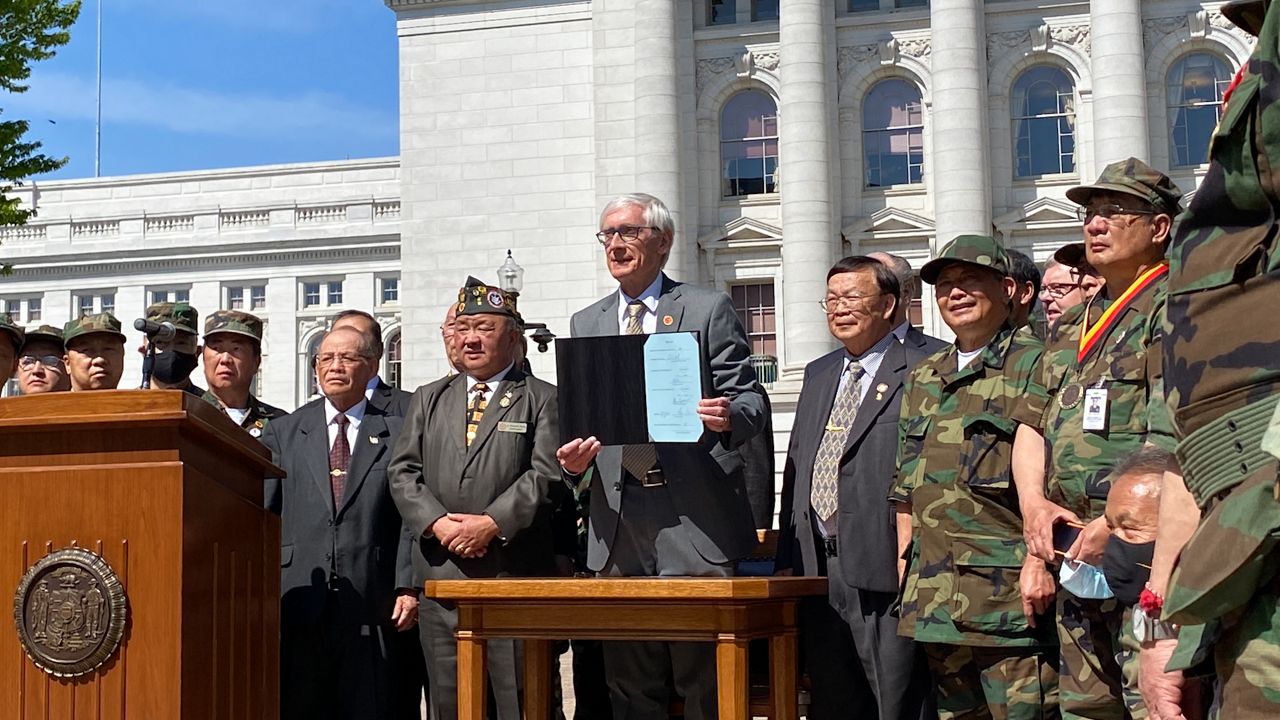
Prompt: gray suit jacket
<box><xmin>570</xmin><ymin>274</ymin><xmax>765</xmax><ymax>570</ymax></box>
<box><xmin>388</xmin><ymin>368</ymin><xmax>560</xmax><ymax>582</ymax></box>
<box><xmin>263</xmin><ymin>399</ymin><xmax>414</xmax><ymax>626</ymax></box>
<box><xmin>775</xmin><ymin>338</ymin><xmax>929</xmax><ymax>593</ymax></box>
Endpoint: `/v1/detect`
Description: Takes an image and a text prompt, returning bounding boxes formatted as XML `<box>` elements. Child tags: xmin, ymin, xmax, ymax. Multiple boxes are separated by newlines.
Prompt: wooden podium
<box><xmin>0</xmin><ymin>390</ymin><xmax>283</xmax><ymax>720</ymax></box>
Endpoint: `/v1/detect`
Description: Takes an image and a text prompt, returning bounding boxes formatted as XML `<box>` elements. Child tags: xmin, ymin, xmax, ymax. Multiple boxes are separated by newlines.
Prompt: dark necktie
<box><xmin>621</xmin><ymin>300</ymin><xmax>658</xmax><ymax>481</ymax></box>
<box><xmin>811</xmin><ymin>361</ymin><xmax>864</xmax><ymax>523</ymax></box>
<box><xmin>467</xmin><ymin>382</ymin><xmax>489</xmax><ymax>448</ymax></box>
<box><xmin>329</xmin><ymin>413</ymin><xmax>350</xmax><ymax>510</ymax></box>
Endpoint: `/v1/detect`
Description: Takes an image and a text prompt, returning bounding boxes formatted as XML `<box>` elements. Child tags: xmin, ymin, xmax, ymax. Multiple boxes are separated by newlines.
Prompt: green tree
<box><xmin>1</xmin><ymin>0</ymin><xmax>82</xmax><ymax>234</ymax></box>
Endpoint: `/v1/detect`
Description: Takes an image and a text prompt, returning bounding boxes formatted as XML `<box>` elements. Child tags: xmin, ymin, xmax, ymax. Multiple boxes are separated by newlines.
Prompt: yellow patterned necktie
<box><xmin>466</xmin><ymin>382</ymin><xmax>489</xmax><ymax>447</ymax></box>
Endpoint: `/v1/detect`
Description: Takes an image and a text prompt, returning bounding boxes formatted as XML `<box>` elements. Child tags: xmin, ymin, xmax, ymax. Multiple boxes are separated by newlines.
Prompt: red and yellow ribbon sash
<box><xmin>1077</xmin><ymin>262</ymin><xmax>1168</xmax><ymax>363</ymax></box>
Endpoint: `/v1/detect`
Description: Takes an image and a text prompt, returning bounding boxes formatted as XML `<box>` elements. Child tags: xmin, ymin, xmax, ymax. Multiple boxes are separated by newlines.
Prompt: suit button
<box><xmin>325</xmin><ymin>552</ymin><xmax>333</xmax><ymax>561</ymax></box>
<box><xmin>327</xmin><ymin>519</ymin><xmax>334</xmax><ymax>527</ymax></box>
<box><xmin>613</xmin><ymin>482</ymin><xmax>622</xmax><ymax>491</ymax></box>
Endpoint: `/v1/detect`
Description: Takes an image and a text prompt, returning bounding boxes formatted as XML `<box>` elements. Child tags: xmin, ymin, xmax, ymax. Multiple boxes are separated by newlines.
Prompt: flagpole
<box><xmin>95</xmin><ymin>0</ymin><xmax>102</xmax><ymax>177</ymax></box>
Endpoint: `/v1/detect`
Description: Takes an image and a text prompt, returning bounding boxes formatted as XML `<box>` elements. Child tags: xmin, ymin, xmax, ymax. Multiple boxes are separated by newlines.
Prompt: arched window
<box><xmin>386</xmin><ymin>331</ymin><xmax>403</xmax><ymax>390</ymax></box>
<box><xmin>1012</xmin><ymin>66</ymin><xmax>1076</xmax><ymax>177</ymax></box>
<box><xmin>1168</xmin><ymin>53</ymin><xmax>1232</xmax><ymax>167</ymax></box>
<box><xmin>720</xmin><ymin>90</ymin><xmax>778</xmax><ymax>197</ymax></box>
<box><xmin>303</xmin><ymin>332</ymin><xmax>323</xmax><ymax>402</ymax></box>
<box><xmin>863</xmin><ymin>78</ymin><xmax>924</xmax><ymax>188</ymax></box>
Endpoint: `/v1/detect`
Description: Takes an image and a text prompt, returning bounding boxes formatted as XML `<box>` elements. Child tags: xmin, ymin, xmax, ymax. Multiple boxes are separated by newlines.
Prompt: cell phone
<box><xmin>1052</xmin><ymin>521</ymin><xmax>1084</xmax><ymax>556</ymax></box>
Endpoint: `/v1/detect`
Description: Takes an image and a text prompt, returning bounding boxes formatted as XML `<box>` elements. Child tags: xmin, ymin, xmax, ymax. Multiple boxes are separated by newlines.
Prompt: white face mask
<box><xmin>1058</xmin><ymin>559</ymin><xmax>1115</xmax><ymax>600</ymax></box>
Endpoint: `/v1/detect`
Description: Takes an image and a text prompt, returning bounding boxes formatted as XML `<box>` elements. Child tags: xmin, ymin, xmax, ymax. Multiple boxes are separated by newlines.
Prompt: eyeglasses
<box><xmin>1040</xmin><ymin>282</ymin><xmax>1081</xmax><ymax>300</ymax></box>
<box><xmin>819</xmin><ymin>293</ymin><xmax>887</xmax><ymax>312</ymax></box>
<box><xmin>596</xmin><ymin>225</ymin><xmax>659</xmax><ymax>245</ymax></box>
<box><xmin>18</xmin><ymin>354</ymin><xmax>63</xmax><ymax>370</ymax></box>
<box><xmin>314</xmin><ymin>353</ymin><xmax>368</xmax><ymax>367</ymax></box>
<box><xmin>1075</xmin><ymin>204</ymin><xmax>1156</xmax><ymax>223</ymax></box>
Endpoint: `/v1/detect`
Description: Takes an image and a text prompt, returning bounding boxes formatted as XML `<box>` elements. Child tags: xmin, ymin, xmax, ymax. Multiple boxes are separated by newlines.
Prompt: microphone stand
<box><xmin>140</xmin><ymin>338</ymin><xmax>158</xmax><ymax>389</ymax></box>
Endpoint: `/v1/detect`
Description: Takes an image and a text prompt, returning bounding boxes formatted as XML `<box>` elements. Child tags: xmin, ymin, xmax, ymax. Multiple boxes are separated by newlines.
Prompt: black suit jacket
<box><xmin>263</xmin><ymin>398</ymin><xmax>414</xmax><ymax>627</ymax></box>
<box><xmin>904</xmin><ymin>325</ymin><xmax>947</xmax><ymax>355</ymax></box>
<box><xmin>369</xmin><ymin>378</ymin><xmax>412</xmax><ymax>417</ymax></box>
<box><xmin>775</xmin><ymin>339</ymin><xmax>929</xmax><ymax>593</ymax></box>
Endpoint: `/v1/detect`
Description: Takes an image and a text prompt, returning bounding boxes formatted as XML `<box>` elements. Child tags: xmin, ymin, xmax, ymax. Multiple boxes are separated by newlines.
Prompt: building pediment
<box><xmin>842</xmin><ymin>207</ymin><xmax>935</xmax><ymax>240</ymax></box>
<box><xmin>995</xmin><ymin>197</ymin><xmax>1079</xmax><ymax>232</ymax></box>
<box><xmin>697</xmin><ymin>216</ymin><xmax>784</xmax><ymax>250</ymax></box>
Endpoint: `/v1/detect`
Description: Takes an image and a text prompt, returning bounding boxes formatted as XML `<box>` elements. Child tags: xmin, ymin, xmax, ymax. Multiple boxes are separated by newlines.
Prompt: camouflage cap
<box><xmin>1222</xmin><ymin>0</ymin><xmax>1266</xmax><ymax>36</ymax></box>
<box><xmin>1066</xmin><ymin>157</ymin><xmax>1184</xmax><ymax>216</ymax></box>
<box><xmin>21</xmin><ymin>324</ymin><xmax>64</xmax><ymax>350</ymax></box>
<box><xmin>0</xmin><ymin>313</ymin><xmax>24</xmax><ymax>352</ymax></box>
<box><xmin>204</xmin><ymin>309</ymin><xmax>264</xmax><ymax>342</ymax></box>
<box><xmin>144</xmin><ymin>301</ymin><xmax>199</xmax><ymax>335</ymax></box>
<box><xmin>63</xmin><ymin>312</ymin><xmax>126</xmax><ymax>343</ymax></box>
<box><xmin>920</xmin><ymin>234</ymin><xmax>1011</xmax><ymax>284</ymax></box>
<box><xmin>456</xmin><ymin>276</ymin><xmax>521</xmax><ymax>322</ymax></box>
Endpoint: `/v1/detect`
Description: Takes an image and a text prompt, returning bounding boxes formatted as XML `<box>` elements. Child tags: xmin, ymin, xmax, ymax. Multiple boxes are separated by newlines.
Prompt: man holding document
<box><xmin>556</xmin><ymin>193</ymin><xmax>766</xmax><ymax>720</ymax></box>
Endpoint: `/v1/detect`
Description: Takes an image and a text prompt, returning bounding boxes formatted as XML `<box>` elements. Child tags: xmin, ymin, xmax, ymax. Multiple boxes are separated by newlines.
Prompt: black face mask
<box><xmin>151</xmin><ymin>349</ymin><xmax>199</xmax><ymax>385</ymax></box>
<box><xmin>1101</xmin><ymin>536</ymin><xmax>1155</xmax><ymax>606</ymax></box>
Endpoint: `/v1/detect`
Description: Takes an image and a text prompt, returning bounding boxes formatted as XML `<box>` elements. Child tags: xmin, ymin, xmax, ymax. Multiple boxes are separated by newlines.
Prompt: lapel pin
<box><xmin>500</xmin><ymin>397</ymin><xmax>511</xmax><ymax>408</ymax></box>
<box><xmin>369</xmin><ymin>436</ymin><xmax>379</xmax><ymax>444</ymax></box>
<box><xmin>875</xmin><ymin>383</ymin><xmax>888</xmax><ymax>402</ymax></box>
<box><xmin>662</xmin><ymin>315</ymin><xmax>674</xmax><ymax>326</ymax></box>
<box><xmin>249</xmin><ymin>427</ymin><xmax>261</xmax><ymax>438</ymax></box>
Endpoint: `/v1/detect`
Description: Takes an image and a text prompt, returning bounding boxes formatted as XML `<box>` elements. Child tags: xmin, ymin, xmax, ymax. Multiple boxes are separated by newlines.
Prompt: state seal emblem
<box><xmin>13</xmin><ymin>548</ymin><xmax>128</xmax><ymax>677</ymax></box>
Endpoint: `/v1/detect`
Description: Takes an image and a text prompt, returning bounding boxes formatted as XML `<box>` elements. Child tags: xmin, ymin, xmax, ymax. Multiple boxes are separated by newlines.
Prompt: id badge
<box><xmin>1083</xmin><ymin>387</ymin><xmax>1108</xmax><ymax>431</ymax></box>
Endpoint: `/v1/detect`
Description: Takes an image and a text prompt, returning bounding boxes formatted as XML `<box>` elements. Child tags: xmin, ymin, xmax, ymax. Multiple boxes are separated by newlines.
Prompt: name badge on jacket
<box><xmin>497</xmin><ymin>421</ymin><xmax>528</xmax><ymax>433</ymax></box>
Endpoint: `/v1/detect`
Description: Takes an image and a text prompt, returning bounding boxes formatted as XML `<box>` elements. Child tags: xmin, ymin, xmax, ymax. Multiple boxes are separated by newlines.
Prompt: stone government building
<box><xmin>0</xmin><ymin>0</ymin><xmax>1249</xmax><ymax>510</ymax></box>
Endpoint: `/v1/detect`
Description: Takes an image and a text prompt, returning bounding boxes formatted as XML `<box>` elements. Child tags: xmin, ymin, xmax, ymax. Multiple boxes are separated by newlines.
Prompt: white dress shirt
<box><xmin>837</xmin><ymin>332</ymin><xmax>895</xmax><ymax>407</ymax></box>
<box><xmin>324</xmin><ymin>397</ymin><xmax>368</xmax><ymax>452</ymax></box>
<box><xmin>616</xmin><ymin>273</ymin><xmax>664</xmax><ymax>335</ymax></box>
<box><xmin>363</xmin><ymin>375</ymin><xmax>383</xmax><ymax>402</ymax></box>
<box><xmin>466</xmin><ymin>363</ymin><xmax>514</xmax><ymax>406</ymax></box>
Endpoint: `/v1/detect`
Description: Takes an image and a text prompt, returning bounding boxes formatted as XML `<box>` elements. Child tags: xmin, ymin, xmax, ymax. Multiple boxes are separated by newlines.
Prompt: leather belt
<box><xmin>623</xmin><ymin>467</ymin><xmax>667</xmax><ymax>487</ymax></box>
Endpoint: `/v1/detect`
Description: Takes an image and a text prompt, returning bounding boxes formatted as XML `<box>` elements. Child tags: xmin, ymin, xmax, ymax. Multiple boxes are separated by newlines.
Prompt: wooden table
<box><xmin>425</xmin><ymin>577</ymin><xmax>827</xmax><ymax>720</ymax></box>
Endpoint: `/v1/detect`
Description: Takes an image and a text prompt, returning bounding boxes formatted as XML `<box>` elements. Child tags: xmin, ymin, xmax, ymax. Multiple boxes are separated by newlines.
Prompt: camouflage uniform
<box><xmin>200</xmin><ymin>310</ymin><xmax>287</xmax><ymax>436</ymax></box>
<box><xmin>893</xmin><ymin>235</ymin><xmax>1059</xmax><ymax>720</ymax></box>
<box><xmin>143</xmin><ymin>301</ymin><xmax>205</xmax><ymax>397</ymax></box>
<box><xmin>1160</xmin><ymin>2</ymin><xmax>1280</xmax><ymax>716</ymax></box>
<box><xmin>63</xmin><ymin>313</ymin><xmax>126</xmax><ymax>344</ymax></box>
<box><xmin>1012</xmin><ymin>160</ymin><xmax>1183</xmax><ymax>720</ymax></box>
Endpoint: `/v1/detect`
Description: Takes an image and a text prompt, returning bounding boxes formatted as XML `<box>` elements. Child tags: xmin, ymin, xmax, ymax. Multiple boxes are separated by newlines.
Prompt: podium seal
<box><xmin>13</xmin><ymin>548</ymin><xmax>128</xmax><ymax>677</ymax></box>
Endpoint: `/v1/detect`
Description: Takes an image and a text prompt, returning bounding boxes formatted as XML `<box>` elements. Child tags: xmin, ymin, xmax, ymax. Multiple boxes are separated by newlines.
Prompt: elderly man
<box><xmin>0</xmin><ymin>315</ymin><xmax>24</xmax><ymax>389</ymax></box>
<box><xmin>262</xmin><ymin>326</ymin><xmax>418</xmax><ymax>720</ymax></box>
<box><xmin>390</xmin><ymin>279</ymin><xmax>559</xmax><ymax>720</ymax></box>
<box><xmin>775</xmin><ymin>256</ymin><xmax>931</xmax><ymax>720</ymax></box>
<box><xmin>17</xmin><ymin>325</ymin><xmax>71</xmax><ymax>394</ymax></box>
<box><xmin>1013</xmin><ymin>158</ymin><xmax>1182</xmax><ymax>720</ymax></box>
<box><xmin>330</xmin><ymin>310</ymin><xmax>412</xmax><ymax>416</ymax></box>
<box><xmin>1040</xmin><ymin>255</ymin><xmax>1103</xmax><ymax>329</ymax></box>
<box><xmin>140</xmin><ymin>302</ymin><xmax>205</xmax><ymax>395</ymax></box>
<box><xmin>201</xmin><ymin>311</ymin><xmax>287</xmax><ymax>437</ymax></box>
<box><xmin>557</xmin><ymin>193</ymin><xmax>766</xmax><ymax>720</ymax></box>
<box><xmin>441</xmin><ymin>301</ymin><xmax>461</xmax><ymax>373</ymax></box>
<box><xmin>1006</xmin><ymin>248</ymin><xmax>1043</xmax><ymax>335</ymax></box>
<box><xmin>867</xmin><ymin>251</ymin><xmax>947</xmax><ymax>354</ymax></box>
<box><xmin>63</xmin><ymin>313</ymin><xmax>126</xmax><ymax>391</ymax></box>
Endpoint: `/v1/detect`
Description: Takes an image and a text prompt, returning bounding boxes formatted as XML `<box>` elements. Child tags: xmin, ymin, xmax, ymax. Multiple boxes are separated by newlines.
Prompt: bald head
<box><xmin>1104</xmin><ymin>447</ymin><xmax>1170</xmax><ymax>544</ymax></box>
<box><xmin>867</xmin><ymin>252</ymin><xmax>914</xmax><ymax>326</ymax></box>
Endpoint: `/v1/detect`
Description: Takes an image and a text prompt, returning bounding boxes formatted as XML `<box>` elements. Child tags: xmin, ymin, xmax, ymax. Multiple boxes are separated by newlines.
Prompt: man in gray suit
<box><xmin>774</xmin><ymin>256</ymin><xmax>932</xmax><ymax>720</ymax></box>
<box><xmin>263</xmin><ymin>326</ymin><xmax>419</xmax><ymax>720</ymax></box>
<box><xmin>868</xmin><ymin>251</ymin><xmax>947</xmax><ymax>354</ymax></box>
<box><xmin>389</xmin><ymin>280</ymin><xmax>561</xmax><ymax>720</ymax></box>
<box><xmin>557</xmin><ymin>193</ymin><xmax>766</xmax><ymax>720</ymax></box>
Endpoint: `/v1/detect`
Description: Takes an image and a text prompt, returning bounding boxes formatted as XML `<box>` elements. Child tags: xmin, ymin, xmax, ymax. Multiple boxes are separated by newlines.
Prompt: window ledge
<box><xmin>864</xmin><ymin>183</ymin><xmax>927</xmax><ymax>197</ymax></box>
<box><xmin>721</xmin><ymin>193</ymin><xmax>781</xmax><ymax>207</ymax></box>
<box><xmin>1013</xmin><ymin>173</ymin><xmax>1080</xmax><ymax>188</ymax></box>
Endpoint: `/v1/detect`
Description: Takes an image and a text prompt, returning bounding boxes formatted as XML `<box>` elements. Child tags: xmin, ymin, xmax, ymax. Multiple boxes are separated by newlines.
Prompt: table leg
<box><xmin>457</xmin><ymin>631</ymin><xmax>487</xmax><ymax>720</ymax></box>
<box><xmin>522</xmin><ymin>638</ymin><xmax>552</xmax><ymax>720</ymax></box>
<box><xmin>769</xmin><ymin>631</ymin><xmax>798</xmax><ymax>720</ymax></box>
<box><xmin>716</xmin><ymin>635</ymin><xmax>749</xmax><ymax>720</ymax></box>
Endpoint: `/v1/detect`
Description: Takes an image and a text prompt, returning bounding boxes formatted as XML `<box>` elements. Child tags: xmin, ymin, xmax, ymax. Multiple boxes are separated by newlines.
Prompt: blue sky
<box><xmin>3</xmin><ymin>0</ymin><xmax>400</xmax><ymax>180</ymax></box>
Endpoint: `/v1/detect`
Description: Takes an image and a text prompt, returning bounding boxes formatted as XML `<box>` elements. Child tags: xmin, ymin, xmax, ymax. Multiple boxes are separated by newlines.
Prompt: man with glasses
<box><xmin>0</xmin><ymin>314</ymin><xmax>23</xmax><ymax>389</ymax></box>
<box><xmin>892</xmin><ymin>235</ymin><xmax>1059</xmax><ymax>720</ymax></box>
<box><xmin>556</xmin><ymin>193</ymin><xmax>766</xmax><ymax>720</ymax></box>
<box><xmin>1039</xmin><ymin>252</ymin><xmax>1103</xmax><ymax>329</ymax></box>
<box><xmin>17</xmin><ymin>325</ymin><xmax>70</xmax><ymax>395</ymax></box>
<box><xmin>1013</xmin><ymin>158</ymin><xmax>1182</xmax><ymax>719</ymax></box>
<box><xmin>775</xmin><ymin>256</ymin><xmax>931</xmax><ymax>720</ymax></box>
<box><xmin>201</xmin><ymin>310</ymin><xmax>287</xmax><ymax>437</ymax></box>
<box><xmin>262</xmin><ymin>325</ymin><xmax>419</xmax><ymax>720</ymax></box>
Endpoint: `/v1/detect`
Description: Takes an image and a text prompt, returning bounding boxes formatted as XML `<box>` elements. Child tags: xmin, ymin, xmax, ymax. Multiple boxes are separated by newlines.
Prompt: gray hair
<box><xmin>600</xmin><ymin>193</ymin><xmax>675</xmax><ymax>243</ymax></box>
<box><xmin>868</xmin><ymin>252</ymin><xmax>916</xmax><ymax>304</ymax></box>
<box><xmin>318</xmin><ymin>326</ymin><xmax>379</xmax><ymax>360</ymax></box>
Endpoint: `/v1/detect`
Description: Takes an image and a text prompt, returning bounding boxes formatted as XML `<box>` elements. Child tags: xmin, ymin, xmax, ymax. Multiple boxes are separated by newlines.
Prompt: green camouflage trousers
<box><xmin>923</xmin><ymin>643</ymin><xmax>1060</xmax><ymax>720</ymax></box>
<box><xmin>1056</xmin><ymin>592</ymin><xmax>1144</xmax><ymax>720</ymax></box>
<box><xmin>1209</xmin><ymin>573</ymin><xmax>1280</xmax><ymax>719</ymax></box>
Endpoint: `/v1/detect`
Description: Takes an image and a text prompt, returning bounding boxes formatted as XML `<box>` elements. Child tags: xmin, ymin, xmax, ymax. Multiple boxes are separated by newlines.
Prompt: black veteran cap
<box><xmin>204</xmin><ymin>310</ymin><xmax>265</xmax><ymax>343</ymax></box>
<box><xmin>920</xmin><ymin>234</ymin><xmax>1011</xmax><ymax>285</ymax></box>
<box><xmin>1066</xmin><ymin>157</ymin><xmax>1184</xmax><ymax>216</ymax></box>
<box><xmin>145</xmin><ymin>301</ymin><xmax>199</xmax><ymax>335</ymax></box>
<box><xmin>1222</xmin><ymin>0</ymin><xmax>1266</xmax><ymax>36</ymax></box>
<box><xmin>21</xmin><ymin>324</ymin><xmax>64</xmax><ymax>350</ymax></box>
<box><xmin>0</xmin><ymin>313</ymin><xmax>24</xmax><ymax>352</ymax></box>
<box><xmin>456</xmin><ymin>276</ymin><xmax>520</xmax><ymax>322</ymax></box>
<box><xmin>1053</xmin><ymin>242</ymin><xmax>1086</xmax><ymax>267</ymax></box>
<box><xmin>64</xmin><ymin>312</ymin><xmax>126</xmax><ymax>343</ymax></box>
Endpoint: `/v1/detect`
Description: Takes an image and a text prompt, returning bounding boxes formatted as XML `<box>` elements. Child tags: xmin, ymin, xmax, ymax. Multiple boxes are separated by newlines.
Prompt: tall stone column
<box><xmin>1090</xmin><ymin>0</ymin><xmax>1149</xmax><ymax>167</ymax></box>
<box><xmin>779</xmin><ymin>0</ymin><xmax>840</xmax><ymax>373</ymax></box>
<box><xmin>930</xmin><ymin>0</ymin><xmax>991</xmax><ymax>247</ymax></box>
<box><xmin>634</xmin><ymin>0</ymin><xmax>687</xmax><ymax>279</ymax></box>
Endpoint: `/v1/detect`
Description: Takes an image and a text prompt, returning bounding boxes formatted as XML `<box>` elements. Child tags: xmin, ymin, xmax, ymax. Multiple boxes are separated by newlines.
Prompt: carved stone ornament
<box><xmin>1049</xmin><ymin>25</ymin><xmax>1091</xmax><ymax>55</ymax></box>
<box><xmin>1143</xmin><ymin>15</ymin><xmax>1190</xmax><ymax>51</ymax></box>
<box><xmin>695</xmin><ymin>57</ymin><xmax>736</xmax><ymax>94</ymax></box>
<box><xmin>13</xmin><ymin>548</ymin><xmax>128</xmax><ymax>678</ymax></box>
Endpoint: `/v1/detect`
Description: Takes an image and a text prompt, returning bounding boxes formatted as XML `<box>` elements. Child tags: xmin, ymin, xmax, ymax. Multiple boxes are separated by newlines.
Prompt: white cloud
<box><xmin>2</xmin><ymin>70</ymin><xmax>397</xmax><ymax>143</ymax></box>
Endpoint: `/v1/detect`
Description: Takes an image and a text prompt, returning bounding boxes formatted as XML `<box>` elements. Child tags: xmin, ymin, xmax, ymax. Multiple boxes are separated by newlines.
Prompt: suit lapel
<box><xmin>595</xmin><ymin>293</ymin><xmax>622</xmax><ymax>337</ymax></box>
<box><xmin>654</xmin><ymin>275</ymin><xmax>685</xmax><ymax>334</ymax></box>
<box><xmin>465</xmin><ymin>371</ymin><xmax>525</xmax><ymax>468</ymax></box>
<box><xmin>803</xmin><ymin>354</ymin><xmax>843</xmax><ymax>467</ymax></box>
<box><xmin>443</xmin><ymin>376</ymin><xmax>467</xmax><ymax>457</ymax></box>
<box><xmin>298</xmin><ymin>403</ymin><xmax>335</xmax><ymax>515</ymax></box>
<box><xmin>338</xmin><ymin>409</ymin><xmax>390</xmax><ymax>515</ymax></box>
<box><xmin>842</xmin><ymin>341</ymin><xmax>907</xmax><ymax>458</ymax></box>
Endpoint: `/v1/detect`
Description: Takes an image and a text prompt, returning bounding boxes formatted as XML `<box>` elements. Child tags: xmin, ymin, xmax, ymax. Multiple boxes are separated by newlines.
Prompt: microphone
<box><xmin>134</xmin><ymin>318</ymin><xmax>176</xmax><ymax>342</ymax></box>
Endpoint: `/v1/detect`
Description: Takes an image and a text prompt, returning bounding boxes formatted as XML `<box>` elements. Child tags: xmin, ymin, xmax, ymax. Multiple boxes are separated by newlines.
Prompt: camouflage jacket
<box><xmin>1012</xmin><ymin>280</ymin><xmax>1176</xmax><ymax>522</ymax></box>
<box><xmin>201</xmin><ymin>390</ymin><xmax>289</xmax><ymax>438</ymax></box>
<box><xmin>891</xmin><ymin>324</ymin><xmax>1053</xmax><ymax>647</ymax></box>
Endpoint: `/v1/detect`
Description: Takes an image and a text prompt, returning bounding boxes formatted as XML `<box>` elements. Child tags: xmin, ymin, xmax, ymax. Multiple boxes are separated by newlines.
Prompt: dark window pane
<box><xmin>710</xmin><ymin>0</ymin><xmax>736</xmax><ymax>24</ymax></box>
<box><xmin>753</xmin><ymin>0</ymin><xmax>778</xmax><ymax>21</ymax></box>
<box><xmin>1011</xmin><ymin>66</ymin><xmax>1076</xmax><ymax>177</ymax></box>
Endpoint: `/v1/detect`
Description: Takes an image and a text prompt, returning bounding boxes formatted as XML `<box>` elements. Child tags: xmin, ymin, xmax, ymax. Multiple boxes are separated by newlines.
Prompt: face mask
<box><xmin>1101</xmin><ymin>537</ymin><xmax>1155</xmax><ymax>606</ymax></box>
<box><xmin>151</xmin><ymin>349</ymin><xmax>199</xmax><ymax>385</ymax></box>
<box><xmin>1058</xmin><ymin>559</ymin><xmax>1114</xmax><ymax>600</ymax></box>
